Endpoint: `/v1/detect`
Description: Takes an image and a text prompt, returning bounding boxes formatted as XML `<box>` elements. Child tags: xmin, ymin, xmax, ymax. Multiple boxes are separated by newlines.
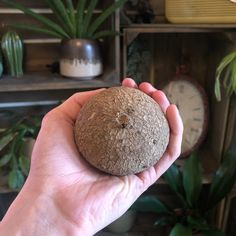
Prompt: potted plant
<box><xmin>0</xmin><ymin>114</ymin><xmax>41</xmax><ymax>190</ymax></box>
<box><xmin>214</xmin><ymin>51</ymin><xmax>236</xmax><ymax>101</ymax></box>
<box><xmin>3</xmin><ymin>0</ymin><xmax>127</xmax><ymax>79</ymax></box>
<box><xmin>132</xmin><ymin>146</ymin><xmax>236</xmax><ymax>236</ymax></box>
<box><xmin>0</xmin><ymin>113</ymin><xmax>41</xmax><ymax>219</ymax></box>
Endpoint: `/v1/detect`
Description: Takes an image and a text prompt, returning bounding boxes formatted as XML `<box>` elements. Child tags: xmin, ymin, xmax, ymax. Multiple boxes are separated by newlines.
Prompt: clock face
<box><xmin>162</xmin><ymin>78</ymin><xmax>208</xmax><ymax>157</ymax></box>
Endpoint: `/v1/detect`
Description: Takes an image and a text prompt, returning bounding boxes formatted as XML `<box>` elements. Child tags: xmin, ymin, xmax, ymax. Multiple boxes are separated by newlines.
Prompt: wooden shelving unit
<box><xmin>122</xmin><ymin>23</ymin><xmax>234</xmax><ymax>186</ymax></box>
<box><xmin>0</xmin><ymin>0</ymin><xmax>121</xmax><ymax>104</ymax></box>
<box><xmin>0</xmin><ymin>71</ymin><xmax>120</xmax><ymax>93</ymax></box>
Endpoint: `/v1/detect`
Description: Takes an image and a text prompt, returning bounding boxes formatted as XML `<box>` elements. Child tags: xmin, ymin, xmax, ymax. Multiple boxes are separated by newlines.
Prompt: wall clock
<box><xmin>162</xmin><ymin>66</ymin><xmax>209</xmax><ymax>157</ymax></box>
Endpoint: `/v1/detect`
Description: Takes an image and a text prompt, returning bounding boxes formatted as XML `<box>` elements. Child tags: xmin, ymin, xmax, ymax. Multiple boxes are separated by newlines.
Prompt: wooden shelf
<box><xmin>0</xmin><ymin>70</ymin><xmax>120</xmax><ymax>93</ymax></box>
<box><xmin>123</xmin><ymin>23</ymin><xmax>236</xmax><ymax>33</ymax></box>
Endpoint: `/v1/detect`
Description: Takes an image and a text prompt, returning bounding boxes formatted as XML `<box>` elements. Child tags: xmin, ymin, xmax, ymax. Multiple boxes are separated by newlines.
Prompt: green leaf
<box><xmin>154</xmin><ymin>215</ymin><xmax>176</xmax><ymax>227</ymax></box>
<box><xmin>187</xmin><ymin>216</ymin><xmax>210</xmax><ymax>231</ymax></box>
<box><xmin>214</xmin><ymin>74</ymin><xmax>222</xmax><ymax>101</ymax></box>
<box><xmin>0</xmin><ymin>133</ymin><xmax>15</xmax><ymax>151</ymax></box>
<box><xmin>92</xmin><ymin>30</ymin><xmax>119</xmax><ymax>39</ymax></box>
<box><xmin>203</xmin><ymin>229</ymin><xmax>225</xmax><ymax>236</ymax></box>
<box><xmin>169</xmin><ymin>223</ymin><xmax>192</xmax><ymax>236</ymax></box>
<box><xmin>8</xmin><ymin>169</ymin><xmax>25</xmax><ymax>190</ymax></box>
<box><xmin>19</xmin><ymin>155</ymin><xmax>30</xmax><ymax>176</ymax></box>
<box><xmin>82</xmin><ymin>0</ymin><xmax>98</xmax><ymax>36</ymax></box>
<box><xmin>0</xmin><ymin>153</ymin><xmax>12</xmax><ymax>167</ymax></box>
<box><xmin>228</xmin><ymin>58</ymin><xmax>236</xmax><ymax>96</ymax></box>
<box><xmin>76</xmin><ymin>0</ymin><xmax>87</xmax><ymax>38</ymax></box>
<box><xmin>207</xmin><ymin>145</ymin><xmax>236</xmax><ymax>210</ymax></box>
<box><xmin>163</xmin><ymin>163</ymin><xmax>186</xmax><ymax>207</ymax></box>
<box><xmin>183</xmin><ymin>153</ymin><xmax>203</xmax><ymax>208</ymax></box>
<box><xmin>216</xmin><ymin>52</ymin><xmax>236</xmax><ymax>75</ymax></box>
<box><xmin>215</xmin><ymin>52</ymin><xmax>236</xmax><ymax>101</ymax></box>
<box><xmin>132</xmin><ymin>196</ymin><xmax>172</xmax><ymax>214</ymax></box>
<box><xmin>88</xmin><ymin>0</ymin><xmax>127</xmax><ymax>37</ymax></box>
<box><xmin>3</xmin><ymin>0</ymin><xmax>69</xmax><ymax>38</ymax></box>
<box><xmin>66</xmin><ymin>0</ymin><xmax>76</xmax><ymax>35</ymax></box>
<box><xmin>46</xmin><ymin>0</ymin><xmax>74</xmax><ymax>37</ymax></box>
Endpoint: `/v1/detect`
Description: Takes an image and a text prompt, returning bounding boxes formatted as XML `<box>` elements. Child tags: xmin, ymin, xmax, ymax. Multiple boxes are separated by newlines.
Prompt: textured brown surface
<box><xmin>74</xmin><ymin>86</ymin><xmax>170</xmax><ymax>175</ymax></box>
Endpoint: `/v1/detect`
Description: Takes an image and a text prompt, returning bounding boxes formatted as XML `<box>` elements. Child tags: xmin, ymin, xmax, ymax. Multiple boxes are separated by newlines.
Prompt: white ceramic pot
<box><xmin>60</xmin><ymin>39</ymin><xmax>103</xmax><ymax>79</ymax></box>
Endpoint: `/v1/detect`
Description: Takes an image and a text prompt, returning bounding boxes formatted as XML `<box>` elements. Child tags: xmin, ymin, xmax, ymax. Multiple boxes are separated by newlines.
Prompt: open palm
<box><xmin>22</xmin><ymin>79</ymin><xmax>183</xmax><ymax>235</ymax></box>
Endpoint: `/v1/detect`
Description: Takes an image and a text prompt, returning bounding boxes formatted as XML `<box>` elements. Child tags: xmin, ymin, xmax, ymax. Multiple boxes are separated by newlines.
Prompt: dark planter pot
<box><xmin>60</xmin><ymin>39</ymin><xmax>103</xmax><ymax>79</ymax></box>
<box><xmin>0</xmin><ymin>192</ymin><xmax>18</xmax><ymax>220</ymax></box>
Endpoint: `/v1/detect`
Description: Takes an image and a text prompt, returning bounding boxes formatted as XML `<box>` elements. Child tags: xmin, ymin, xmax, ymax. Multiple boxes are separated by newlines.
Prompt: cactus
<box><xmin>1</xmin><ymin>31</ymin><xmax>23</xmax><ymax>77</ymax></box>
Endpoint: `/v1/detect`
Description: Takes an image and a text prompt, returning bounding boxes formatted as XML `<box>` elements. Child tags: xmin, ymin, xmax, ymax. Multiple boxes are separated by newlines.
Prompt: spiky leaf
<box><xmin>88</xmin><ymin>0</ymin><xmax>127</xmax><ymax>37</ymax></box>
<box><xmin>163</xmin><ymin>163</ymin><xmax>186</xmax><ymax>206</ymax></box>
<box><xmin>76</xmin><ymin>0</ymin><xmax>87</xmax><ymax>37</ymax></box>
<box><xmin>215</xmin><ymin>52</ymin><xmax>236</xmax><ymax>101</ymax></box>
<box><xmin>169</xmin><ymin>223</ymin><xmax>192</xmax><ymax>236</ymax></box>
<box><xmin>183</xmin><ymin>153</ymin><xmax>203</xmax><ymax>208</ymax></box>
<box><xmin>207</xmin><ymin>145</ymin><xmax>236</xmax><ymax>210</ymax></box>
<box><xmin>132</xmin><ymin>196</ymin><xmax>172</xmax><ymax>214</ymax></box>
<box><xmin>3</xmin><ymin>0</ymin><xmax>69</xmax><ymax>38</ymax></box>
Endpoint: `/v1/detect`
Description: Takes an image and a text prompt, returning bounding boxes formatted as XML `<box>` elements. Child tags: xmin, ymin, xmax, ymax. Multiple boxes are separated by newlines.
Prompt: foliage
<box><xmin>0</xmin><ymin>48</ymin><xmax>3</xmax><ymax>77</ymax></box>
<box><xmin>126</xmin><ymin>37</ymin><xmax>152</xmax><ymax>84</ymax></box>
<box><xmin>3</xmin><ymin>0</ymin><xmax>127</xmax><ymax>39</ymax></box>
<box><xmin>215</xmin><ymin>52</ymin><xmax>236</xmax><ymax>101</ymax></box>
<box><xmin>0</xmin><ymin>114</ymin><xmax>41</xmax><ymax>190</ymax></box>
<box><xmin>132</xmin><ymin>147</ymin><xmax>236</xmax><ymax>236</ymax></box>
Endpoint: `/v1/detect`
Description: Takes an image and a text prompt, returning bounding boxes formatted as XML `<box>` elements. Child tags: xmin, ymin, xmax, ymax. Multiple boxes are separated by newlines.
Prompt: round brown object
<box><xmin>74</xmin><ymin>86</ymin><xmax>170</xmax><ymax>175</ymax></box>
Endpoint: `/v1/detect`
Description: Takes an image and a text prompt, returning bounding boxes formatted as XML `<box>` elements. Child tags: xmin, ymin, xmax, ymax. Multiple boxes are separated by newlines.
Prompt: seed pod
<box><xmin>1</xmin><ymin>31</ymin><xmax>23</xmax><ymax>77</ymax></box>
<box><xmin>74</xmin><ymin>86</ymin><xmax>170</xmax><ymax>176</ymax></box>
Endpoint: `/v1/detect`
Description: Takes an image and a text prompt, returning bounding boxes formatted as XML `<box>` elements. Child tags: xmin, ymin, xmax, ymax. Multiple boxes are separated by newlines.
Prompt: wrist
<box><xmin>0</xmin><ymin>188</ymin><xmax>91</xmax><ymax>236</ymax></box>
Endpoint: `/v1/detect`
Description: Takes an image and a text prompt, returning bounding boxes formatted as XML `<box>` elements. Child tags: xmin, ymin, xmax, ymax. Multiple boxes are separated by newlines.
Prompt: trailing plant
<box><xmin>132</xmin><ymin>147</ymin><xmax>236</xmax><ymax>236</ymax></box>
<box><xmin>1</xmin><ymin>31</ymin><xmax>23</xmax><ymax>77</ymax></box>
<box><xmin>0</xmin><ymin>115</ymin><xmax>41</xmax><ymax>190</ymax></box>
<box><xmin>3</xmin><ymin>0</ymin><xmax>127</xmax><ymax>39</ymax></box>
<box><xmin>127</xmin><ymin>37</ymin><xmax>152</xmax><ymax>84</ymax></box>
<box><xmin>214</xmin><ymin>52</ymin><xmax>236</xmax><ymax>101</ymax></box>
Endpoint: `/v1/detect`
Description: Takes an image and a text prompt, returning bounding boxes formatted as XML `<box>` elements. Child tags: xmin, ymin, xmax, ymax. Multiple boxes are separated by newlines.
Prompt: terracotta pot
<box><xmin>60</xmin><ymin>39</ymin><xmax>103</xmax><ymax>79</ymax></box>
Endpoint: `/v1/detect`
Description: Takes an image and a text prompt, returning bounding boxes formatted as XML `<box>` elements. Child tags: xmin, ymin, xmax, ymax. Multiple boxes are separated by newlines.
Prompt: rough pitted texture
<box><xmin>74</xmin><ymin>86</ymin><xmax>170</xmax><ymax>176</ymax></box>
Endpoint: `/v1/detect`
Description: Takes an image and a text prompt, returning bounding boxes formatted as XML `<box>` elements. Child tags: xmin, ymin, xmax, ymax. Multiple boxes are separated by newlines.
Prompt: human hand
<box><xmin>0</xmin><ymin>79</ymin><xmax>183</xmax><ymax>236</ymax></box>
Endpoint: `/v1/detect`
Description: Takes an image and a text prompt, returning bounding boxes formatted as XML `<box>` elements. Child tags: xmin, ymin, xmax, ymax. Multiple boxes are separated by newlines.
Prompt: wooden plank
<box><xmin>0</xmin><ymin>70</ymin><xmax>119</xmax><ymax>93</ymax></box>
<box><xmin>0</xmin><ymin>0</ymin><xmax>106</xmax><ymax>9</ymax></box>
<box><xmin>0</xmin><ymin>0</ymin><xmax>47</xmax><ymax>8</ymax></box>
<box><xmin>149</xmin><ymin>0</ymin><xmax>166</xmax><ymax>23</ymax></box>
<box><xmin>123</xmin><ymin>24</ymin><xmax>236</xmax><ymax>33</ymax></box>
<box><xmin>23</xmin><ymin>42</ymin><xmax>60</xmax><ymax>72</ymax></box>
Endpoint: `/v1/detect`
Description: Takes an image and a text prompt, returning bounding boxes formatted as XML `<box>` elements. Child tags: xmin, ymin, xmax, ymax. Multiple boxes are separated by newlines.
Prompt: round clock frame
<box><xmin>162</xmin><ymin>74</ymin><xmax>209</xmax><ymax>158</ymax></box>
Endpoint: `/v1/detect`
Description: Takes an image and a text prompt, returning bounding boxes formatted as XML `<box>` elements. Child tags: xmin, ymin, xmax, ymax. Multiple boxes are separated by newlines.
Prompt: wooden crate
<box><xmin>0</xmin><ymin>0</ymin><xmax>121</xmax><ymax>103</ymax></box>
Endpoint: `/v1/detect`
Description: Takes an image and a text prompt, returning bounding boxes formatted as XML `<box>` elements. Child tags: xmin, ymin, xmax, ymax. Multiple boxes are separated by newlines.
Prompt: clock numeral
<box><xmin>193</xmin><ymin>118</ymin><xmax>202</xmax><ymax>122</ymax></box>
<box><xmin>193</xmin><ymin>107</ymin><xmax>201</xmax><ymax>111</ymax></box>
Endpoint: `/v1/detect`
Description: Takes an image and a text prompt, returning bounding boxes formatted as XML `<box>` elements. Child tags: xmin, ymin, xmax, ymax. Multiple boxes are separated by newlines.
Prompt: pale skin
<box><xmin>0</xmin><ymin>79</ymin><xmax>183</xmax><ymax>236</ymax></box>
